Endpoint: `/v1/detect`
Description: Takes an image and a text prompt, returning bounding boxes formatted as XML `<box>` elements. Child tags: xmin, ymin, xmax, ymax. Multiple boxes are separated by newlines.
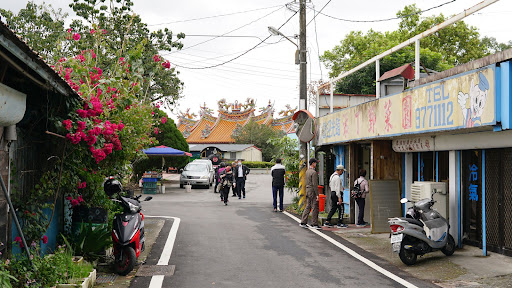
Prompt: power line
<box><xmin>307</xmin><ymin>0</ymin><xmax>331</xmax><ymax>26</ymax></box>
<box><xmin>311</xmin><ymin>0</ymin><xmax>457</xmax><ymax>23</ymax></box>
<box><xmin>312</xmin><ymin>2</ymin><xmax>324</xmax><ymax>79</ymax></box>
<box><xmin>168</xmin><ymin>9</ymin><xmax>300</xmax><ymax>70</ymax></box>
<box><xmin>146</xmin><ymin>5</ymin><xmax>284</xmax><ymax>26</ymax></box>
<box><xmin>167</xmin><ymin>6</ymin><xmax>284</xmax><ymax>54</ymax></box>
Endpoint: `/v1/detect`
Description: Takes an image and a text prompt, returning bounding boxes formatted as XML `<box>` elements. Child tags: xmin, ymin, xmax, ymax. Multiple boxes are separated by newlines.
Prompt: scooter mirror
<box><xmin>400</xmin><ymin>198</ymin><xmax>408</xmax><ymax>204</ymax></box>
<box><xmin>144</xmin><ymin>196</ymin><xmax>153</xmax><ymax>201</ymax></box>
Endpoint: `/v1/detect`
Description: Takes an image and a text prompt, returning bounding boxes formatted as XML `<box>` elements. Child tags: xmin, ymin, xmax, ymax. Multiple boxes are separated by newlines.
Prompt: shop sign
<box><xmin>317</xmin><ymin>66</ymin><xmax>496</xmax><ymax>146</ymax></box>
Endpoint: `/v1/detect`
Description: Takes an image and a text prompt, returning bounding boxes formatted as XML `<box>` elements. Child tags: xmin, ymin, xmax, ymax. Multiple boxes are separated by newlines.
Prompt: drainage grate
<box><xmin>135</xmin><ymin>265</ymin><xmax>175</xmax><ymax>277</ymax></box>
<box><xmin>96</xmin><ymin>273</ymin><xmax>118</xmax><ymax>284</ymax></box>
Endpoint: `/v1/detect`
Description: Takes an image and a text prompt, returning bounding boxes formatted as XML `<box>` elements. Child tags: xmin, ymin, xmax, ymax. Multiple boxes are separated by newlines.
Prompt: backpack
<box><xmin>351</xmin><ymin>179</ymin><xmax>364</xmax><ymax>198</ymax></box>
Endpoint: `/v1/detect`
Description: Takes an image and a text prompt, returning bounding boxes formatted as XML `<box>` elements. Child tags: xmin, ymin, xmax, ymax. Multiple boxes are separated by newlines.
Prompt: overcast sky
<box><xmin>4</xmin><ymin>0</ymin><xmax>512</xmax><ymax>121</ymax></box>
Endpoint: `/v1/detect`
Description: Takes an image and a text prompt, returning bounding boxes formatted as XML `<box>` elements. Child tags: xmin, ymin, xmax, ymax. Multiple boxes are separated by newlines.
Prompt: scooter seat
<box><xmin>401</xmin><ymin>217</ymin><xmax>424</xmax><ymax>227</ymax></box>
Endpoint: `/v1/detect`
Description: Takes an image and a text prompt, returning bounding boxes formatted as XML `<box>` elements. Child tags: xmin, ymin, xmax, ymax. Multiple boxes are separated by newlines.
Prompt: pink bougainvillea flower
<box><xmin>102</xmin><ymin>29</ymin><xmax>107</xmax><ymax>34</ymax></box>
<box><xmin>77</xmin><ymin>121</ymin><xmax>86</xmax><ymax>131</ymax></box>
<box><xmin>85</xmin><ymin>135</ymin><xmax>97</xmax><ymax>145</ymax></box>
<box><xmin>102</xmin><ymin>143</ymin><xmax>114</xmax><ymax>155</ymax></box>
<box><xmin>42</xmin><ymin>235</ymin><xmax>48</xmax><ymax>244</ymax></box>
<box><xmin>92</xmin><ymin>148</ymin><xmax>107</xmax><ymax>163</ymax></box>
<box><xmin>117</xmin><ymin>122</ymin><xmax>125</xmax><ymax>131</ymax></box>
<box><xmin>66</xmin><ymin>196</ymin><xmax>72</xmax><ymax>201</ymax></box>
<box><xmin>70</xmin><ymin>199</ymin><xmax>79</xmax><ymax>207</ymax></box>
<box><xmin>67</xmin><ymin>28</ymin><xmax>72</xmax><ymax>33</ymax></box>
<box><xmin>155</xmin><ymin>103</ymin><xmax>161</xmax><ymax>109</ymax></box>
<box><xmin>77</xmin><ymin>181</ymin><xmax>86</xmax><ymax>189</ymax></box>
<box><xmin>153</xmin><ymin>54</ymin><xmax>161</xmax><ymax>62</ymax></box>
<box><xmin>77</xmin><ymin>195</ymin><xmax>84</xmax><ymax>203</ymax></box>
<box><xmin>161</xmin><ymin>60</ymin><xmax>171</xmax><ymax>69</ymax></box>
<box><xmin>161</xmin><ymin>117</ymin><xmax>168</xmax><ymax>124</ymax></box>
<box><xmin>154</xmin><ymin>128</ymin><xmax>159</xmax><ymax>135</ymax></box>
<box><xmin>90</xmin><ymin>29</ymin><xmax>96</xmax><ymax>34</ymax></box>
<box><xmin>72</xmin><ymin>33</ymin><xmax>81</xmax><ymax>41</ymax></box>
<box><xmin>77</xmin><ymin>109</ymin><xmax>88</xmax><ymax>118</ymax></box>
<box><xmin>63</xmin><ymin>119</ymin><xmax>72</xmax><ymax>130</ymax></box>
<box><xmin>151</xmin><ymin>111</ymin><xmax>155</xmax><ymax>115</ymax></box>
<box><xmin>14</xmin><ymin>236</ymin><xmax>24</xmax><ymax>248</ymax></box>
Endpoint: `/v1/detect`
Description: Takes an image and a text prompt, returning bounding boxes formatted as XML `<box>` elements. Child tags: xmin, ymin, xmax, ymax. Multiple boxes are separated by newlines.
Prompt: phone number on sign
<box><xmin>415</xmin><ymin>101</ymin><xmax>454</xmax><ymax>129</ymax></box>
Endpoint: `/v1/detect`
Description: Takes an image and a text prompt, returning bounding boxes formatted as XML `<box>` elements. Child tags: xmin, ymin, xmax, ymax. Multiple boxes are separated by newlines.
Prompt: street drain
<box><xmin>96</xmin><ymin>273</ymin><xmax>118</xmax><ymax>283</ymax></box>
<box><xmin>135</xmin><ymin>265</ymin><xmax>175</xmax><ymax>277</ymax></box>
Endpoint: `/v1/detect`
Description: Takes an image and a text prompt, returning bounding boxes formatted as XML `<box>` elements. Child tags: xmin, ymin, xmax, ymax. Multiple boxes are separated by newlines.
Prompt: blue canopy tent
<box><xmin>143</xmin><ymin>145</ymin><xmax>192</xmax><ymax>171</ymax></box>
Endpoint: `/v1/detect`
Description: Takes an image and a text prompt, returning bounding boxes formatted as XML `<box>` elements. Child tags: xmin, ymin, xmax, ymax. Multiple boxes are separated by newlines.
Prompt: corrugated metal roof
<box><xmin>189</xmin><ymin>144</ymin><xmax>256</xmax><ymax>152</ymax></box>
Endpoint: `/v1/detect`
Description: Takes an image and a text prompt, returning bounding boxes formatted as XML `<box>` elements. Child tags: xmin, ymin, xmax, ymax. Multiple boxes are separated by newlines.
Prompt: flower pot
<box><xmin>57</xmin><ymin>269</ymin><xmax>96</xmax><ymax>288</ymax></box>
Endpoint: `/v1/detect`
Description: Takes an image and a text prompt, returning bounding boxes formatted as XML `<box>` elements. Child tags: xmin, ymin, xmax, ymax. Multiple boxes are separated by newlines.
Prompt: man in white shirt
<box><xmin>323</xmin><ymin>165</ymin><xmax>348</xmax><ymax>228</ymax></box>
<box><xmin>235</xmin><ymin>159</ymin><xmax>250</xmax><ymax>199</ymax></box>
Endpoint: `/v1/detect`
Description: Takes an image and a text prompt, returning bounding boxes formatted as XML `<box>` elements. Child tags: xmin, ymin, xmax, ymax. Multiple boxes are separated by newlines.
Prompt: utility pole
<box><xmin>297</xmin><ymin>0</ymin><xmax>308</xmax><ymax>212</ymax></box>
<box><xmin>299</xmin><ymin>0</ymin><xmax>307</xmax><ymax>160</ymax></box>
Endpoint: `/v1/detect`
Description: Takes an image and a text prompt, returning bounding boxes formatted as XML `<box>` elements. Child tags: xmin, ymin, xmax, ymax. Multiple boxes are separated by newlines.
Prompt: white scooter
<box><xmin>388</xmin><ymin>189</ymin><xmax>456</xmax><ymax>265</ymax></box>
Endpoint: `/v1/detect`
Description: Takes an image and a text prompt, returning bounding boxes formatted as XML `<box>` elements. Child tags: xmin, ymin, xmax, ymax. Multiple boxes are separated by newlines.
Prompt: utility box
<box><xmin>411</xmin><ymin>181</ymin><xmax>448</xmax><ymax>219</ymax></box>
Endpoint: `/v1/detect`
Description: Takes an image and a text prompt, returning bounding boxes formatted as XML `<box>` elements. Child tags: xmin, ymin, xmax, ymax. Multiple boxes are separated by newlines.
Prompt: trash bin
<box><xmin>318</xmin><ymin>185</ymin><xmax>324</xmax><ymax>195</ymax></box>
<box><xmin>319</xmin><ymin>194</ymin><xmax>326</xmax><ymax>212</ymax></box>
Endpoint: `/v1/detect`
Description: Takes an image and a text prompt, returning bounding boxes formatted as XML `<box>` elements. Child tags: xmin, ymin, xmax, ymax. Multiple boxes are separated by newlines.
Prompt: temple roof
<box><xmin>177</xmin><ymin>99</ymin><xmax>296</xmax><ymax>144</ymax></box>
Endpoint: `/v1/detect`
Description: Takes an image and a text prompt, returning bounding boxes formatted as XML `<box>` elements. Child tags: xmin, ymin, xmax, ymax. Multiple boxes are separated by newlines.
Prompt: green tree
<box><xmin>267</xmin><ymin>136</ymin><xmax>299</xmax><ymax>193</ymax></box>
<box><xmin>232</xmin><ymin>120</ymin><xmax>285</xmax><ymax>161</ymax></box>
<box><xmin>0</xmin><ymin>0</ymin><xmax>185</xmax><ymax>108</ymax></box>
<box><xmin>321</xmin><ymin>4</ymin><xmax>511</xmax><ymax>94</ymax></box>
<box><xmin>132</xmin><ymin>109</ymin><xmax>190</xmax><ymax>178</ymax></box>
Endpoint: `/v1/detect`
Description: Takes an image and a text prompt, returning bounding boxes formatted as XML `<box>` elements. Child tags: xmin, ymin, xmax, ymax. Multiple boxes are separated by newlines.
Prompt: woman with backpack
<box><xmin>354</xmin><ymin>169</ymin><xmax>369</xmax><ymax>227</ymax></box>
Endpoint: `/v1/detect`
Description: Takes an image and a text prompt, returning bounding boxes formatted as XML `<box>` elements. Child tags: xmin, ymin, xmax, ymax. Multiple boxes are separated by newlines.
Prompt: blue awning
<box><xmin>143</xmin><ymin>145</ymin><xmax>191</xmax><ymax>157</ymax></box>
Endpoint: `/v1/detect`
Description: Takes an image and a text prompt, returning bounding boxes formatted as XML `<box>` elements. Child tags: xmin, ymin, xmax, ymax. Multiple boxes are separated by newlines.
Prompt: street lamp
<box><xmin>268</xmin><ymin>26</ymin><xmax>300</xmax><ymax>65</ymax></box>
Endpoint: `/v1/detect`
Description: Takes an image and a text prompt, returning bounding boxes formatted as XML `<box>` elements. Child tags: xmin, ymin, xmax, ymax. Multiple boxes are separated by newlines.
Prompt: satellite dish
<box><xmin>293</xmin><ymin>110</ymin><xmax>316</xmax><ymax>143</ymax></box>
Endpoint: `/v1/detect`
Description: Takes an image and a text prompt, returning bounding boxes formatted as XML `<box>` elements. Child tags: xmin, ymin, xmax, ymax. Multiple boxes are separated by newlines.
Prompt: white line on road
<box><xmin>145</xmin><ymin>216</ymin><xmax>181</xmax><ymax>288</ymax></box>
<box><xmin>283</xmin><ymin>211</ymin><xmax>418</xmax><ymax>288</ymax></box>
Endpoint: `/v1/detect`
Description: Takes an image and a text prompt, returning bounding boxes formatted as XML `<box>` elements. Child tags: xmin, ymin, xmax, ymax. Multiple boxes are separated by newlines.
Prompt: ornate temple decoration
<box><xmin>177</xmin><ymin>98</ymin><xmax>295</xmax><ymax>144</ymax></box>
<box><xmin>182</xmin><ymin>124</ymin><xmax>192</xmax><ymax>138</ymax></box>
<box><xmin>279</xmin><ymin>104</ymin><xmax>297</xmax><ymax>117</ymax></box>
<box><xmin>201</xmin><ymin>124</ymin><xmax>212</xmax><ymax>139</ymax></box>
<box><xmin>232</xmin><ymin>123</ymin><xmax>243</xmax><ymax>137</ymax></box>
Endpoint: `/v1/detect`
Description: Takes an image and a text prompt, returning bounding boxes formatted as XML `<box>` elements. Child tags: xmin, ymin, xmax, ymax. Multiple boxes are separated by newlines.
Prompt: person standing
<box><xmin>355</xmin><ymin>169</ymin><xmax>370</xmax><ymax>227</ymax></box>
<box><xmin>235</xmin><ymin>159</ymin><xmax>250</xmax><ymax>199</ymax></box>
<box><xmin>300</xmin><ymin>158</ymin><xmax>321</xmax><ymax>229</ymax></box>
<box><xmin>271</xmin><ymin>158</ymin><xmax>286</xmax><ymax>212</ymax></box>
<box><xmin>216</xmin><ymin>163</ymin><xmax>226</xmax><ymax>200</ymax></box>
<box><xmin>231</xmin><ymin>162</ymin><xmax>238</xmax><ymax>197</ymax></box>
<box><xmin>220</xmin><ymin>165</ymin><xmax>234</xmax><ymax>206</ymax></box>
<box><xmin>323</xmin><ymin>165</ymin><xmax>348</xmax><ymax>228</ymax></box>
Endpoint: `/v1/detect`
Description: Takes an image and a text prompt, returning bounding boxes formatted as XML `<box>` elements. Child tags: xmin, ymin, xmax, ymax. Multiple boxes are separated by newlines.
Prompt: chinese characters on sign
<box><xmin>468</xmin><ymin>164</ymin><xmax>479</xmax><ymax>201</ymax></box>
<box><xmin>392</xmin><ymin>137</ymin><xmax>431</xmax><ymax>152</ymax></box>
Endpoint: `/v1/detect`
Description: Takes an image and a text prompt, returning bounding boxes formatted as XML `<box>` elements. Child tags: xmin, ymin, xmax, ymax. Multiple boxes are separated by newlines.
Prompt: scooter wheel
<box><xmin>441</xmin><ymin>234</ymin><xmax>456</xmax><ymax>256</ymax></box>
<box><xmin>114</xmin><ymin>246</ymin><xmax>136</xmax><ymax>276</ymax></box>
<box><xmin>399</xmin><ymin>236</ymin><xmax>417</xmax><ymax>265</ymax></box>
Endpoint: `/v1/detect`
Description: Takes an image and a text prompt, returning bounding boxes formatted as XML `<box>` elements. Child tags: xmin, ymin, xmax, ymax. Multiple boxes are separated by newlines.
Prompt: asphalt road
<box><xmin>132</xmin><ymin>172</ymin><xmax>433</xmax><ymax>288</ymax></box>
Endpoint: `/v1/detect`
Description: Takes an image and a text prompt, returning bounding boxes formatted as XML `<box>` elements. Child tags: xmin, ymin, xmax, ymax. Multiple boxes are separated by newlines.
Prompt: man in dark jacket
<box><xmin>271</xmin><ymin>158</ymin><xmax>286</xmax><ymax>212</ymax></box>
<box><xmin>300</xmin><ymin>158</ymin><xmax>321</xmax><ymax>229</ymax></box>
<box><xmin>235</xmin><ymin>159</ymin><xmax>250</xmax><ymax>199</ymax></box>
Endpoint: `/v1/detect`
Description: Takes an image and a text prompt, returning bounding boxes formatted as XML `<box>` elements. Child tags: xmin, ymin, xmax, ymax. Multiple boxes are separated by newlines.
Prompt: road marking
<box><xmin>283</xmin><ymin>211</ymin><xmax>418</xmax><ymax>288</ymax></box>
<box><xmin>145</xmin><ymin>216</ymin><xmax>181</xmax><ymax>288</ymax></box>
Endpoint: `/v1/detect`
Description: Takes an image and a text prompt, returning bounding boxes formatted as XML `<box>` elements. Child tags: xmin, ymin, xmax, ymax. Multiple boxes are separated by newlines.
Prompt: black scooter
<box><xmin>104</xmin><ymin>178</ymin><xmax>152</xmax><ymax>275</ymax></box>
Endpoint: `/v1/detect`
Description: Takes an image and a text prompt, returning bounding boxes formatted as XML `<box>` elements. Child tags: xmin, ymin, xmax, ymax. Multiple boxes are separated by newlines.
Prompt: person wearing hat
<box><xmin>324</xmin><ymin>164</ymin><xmax>348</xmax><ymax>228</ymax></box>
<box><xmin>300</xmin><ymin>158</ymin><xmax>321</xmax><ymax>229</ymax></box>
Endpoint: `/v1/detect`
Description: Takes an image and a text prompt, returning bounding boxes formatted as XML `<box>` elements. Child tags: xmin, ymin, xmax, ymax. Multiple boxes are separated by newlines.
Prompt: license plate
<box><xmin>391</xmin><ymin>233</ymin><xmax>403</xmax><ymax>243</ymax></box>
<box><xmin>392</xmin><ymin>242</ymin><xmax>401</xmax><ymax>252</ymax></box>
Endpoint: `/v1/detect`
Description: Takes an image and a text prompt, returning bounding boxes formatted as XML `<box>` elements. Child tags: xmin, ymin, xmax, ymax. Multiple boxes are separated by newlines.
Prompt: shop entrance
<box><xmin>353</xmin><ymin>143</ymin><xmax>371</xmax><ymax>224</ymax></box>
<box><xmin>485</xmin><ymin>149</ymin><xmax>512</xmax><ymax>256</ymax></box>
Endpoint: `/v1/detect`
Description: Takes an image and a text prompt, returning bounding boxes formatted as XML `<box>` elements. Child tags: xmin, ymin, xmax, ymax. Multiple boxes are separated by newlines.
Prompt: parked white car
<box><xmin>191</xmin><ymin>159</ymin><xmax>214</xmax><ymax>185</ymax></box>
<box><xmin>180</xmin><ymin>162</ymin><xmax>213</xmax><ymax>188</ymax></box>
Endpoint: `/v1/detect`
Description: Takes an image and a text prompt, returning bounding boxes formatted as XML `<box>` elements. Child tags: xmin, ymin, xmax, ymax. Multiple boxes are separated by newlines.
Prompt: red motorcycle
<box><xmin>104</xmin><ymin>178</ymin><xmax>152</xmax><ymax>275</ymax></box>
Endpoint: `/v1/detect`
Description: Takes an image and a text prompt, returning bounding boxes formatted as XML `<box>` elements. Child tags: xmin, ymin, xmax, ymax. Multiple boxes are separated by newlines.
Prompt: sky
<box><xmin>3</xmin><ymin>0</ymin><xmax>512</xmax><ymax>121</ymax></box>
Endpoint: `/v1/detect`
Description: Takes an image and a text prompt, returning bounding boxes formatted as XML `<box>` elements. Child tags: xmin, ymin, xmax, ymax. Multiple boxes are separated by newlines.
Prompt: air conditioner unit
<box><xmin>410</xmin><ymin>181</ymin><xmax>448</xmax><ymax>219</ymax></box>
